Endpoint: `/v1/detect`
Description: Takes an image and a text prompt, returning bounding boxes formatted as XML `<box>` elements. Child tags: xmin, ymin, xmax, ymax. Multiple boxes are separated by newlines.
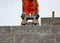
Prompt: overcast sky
<box><xmin>0</xmin><ymin>0</ymin><xmax>60</xmax><ymax>26</ymax></box>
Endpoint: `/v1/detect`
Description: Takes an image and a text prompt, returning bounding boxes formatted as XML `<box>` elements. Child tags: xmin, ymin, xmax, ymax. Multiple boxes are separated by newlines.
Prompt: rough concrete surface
<box><xmin>0</xmin><ymin>25</ymin><xmax>60</xmax><ymax>43</ymax></box>
<box><xmin>41</xmin><ymin>17</ymin><xmax>60</xmax><ymax>25</ymax></box>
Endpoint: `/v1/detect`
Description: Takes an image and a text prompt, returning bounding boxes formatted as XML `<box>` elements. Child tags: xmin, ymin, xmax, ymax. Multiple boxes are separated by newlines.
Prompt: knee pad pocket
<box><xmin>34</xmin><ymin>13</ymin><xmax>39</xmax><ymax>19</ymax></box>
<box><xmin>21</xmin><ymin>13</ymin><xmax>26</xmax><ymax>19</ymax></box>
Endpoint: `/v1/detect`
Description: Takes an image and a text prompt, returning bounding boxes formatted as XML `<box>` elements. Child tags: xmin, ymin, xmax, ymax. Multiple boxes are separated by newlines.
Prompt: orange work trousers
<box><xmin>22</xmin><ymin>0</ymin><xmax>39</xmax><ymax>16</ymax></box>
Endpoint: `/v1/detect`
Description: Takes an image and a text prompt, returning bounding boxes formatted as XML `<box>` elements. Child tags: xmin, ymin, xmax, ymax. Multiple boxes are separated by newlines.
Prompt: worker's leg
<box><xmin>31</xmin><ymin>9</ymin><xmax>35</xmax><ymax>16</ymax></box>
<box><xmin>34</xmin><ymin>13</ymin><xmax>39</xmax><ymax>23</ymax></box>
<box><xmin>21</xmin><ymin>9</ymin><xmax>30</xmax><ymax>19</ymax></box>
<box><xmin>25</xmin><ymin>10</ymin><xmax>31</xmax><ymax>23</ymax></box>
<box><xmin>34</xmin><ymin>6</ymin><xmax>39</xmax><ymax>23</ymax></box>
<box><xmin>21</xmin><ymin>12</ymin><xmax>26</xmax><ymax>24</ymax></box>
<box><xmin>21</xmin><ymin>12</ymin><xmax>26</xmax><ymax>19</ymax></box>
<box><xmin>31</xmin><ymin>8</ymin><xmax>39</xmax><ymax>19</ymax></box>
<box><xmin>21</xmin><ymin>9</ymin><xmax>30</xmax><ymax>24</ymax></box>
<box><xmin>31</xmin><ymin>9</ymin><xmax>39</xmax><ymax>22</ymax></box>
<box><xmin>34</xmin><ymin>13</ymin><xmax>39</xmax><ymax>19</ymax></box>
<box><xmin>26</xmin><ymin>10</ymin><xmax>30</xmax><ymax>16</ymax></box>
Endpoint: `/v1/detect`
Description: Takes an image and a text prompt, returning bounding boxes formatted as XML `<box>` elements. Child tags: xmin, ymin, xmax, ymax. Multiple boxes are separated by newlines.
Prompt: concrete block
<box><xmin>41</xmin><ymin>17</ymin><xmax>60</xmax><ymax>25</ymax></box>
<box><xmin>51</xmin><ymin>25</ymin><xmax>60</xmax><ymax>34</ymax></box>
<box><xmin>15</xmin><ymin>34</ymin><xmax>40</xmax><ymax>42</ymax></box>
<box><xmin>56</xmin><ymin>33</ymin><xmax>60</xmax><ymax>43</ymax></box>
<box><xmin>12</xmin><ymin>25</ymin><xmax>52</xmax><ymax>34</ymax></box>
<box><xmin>31</xmin><ymin>25</ymin><xmax>51</xmax><ymax>33</ymax></box>
<box><xmin>0</xmin><ymin>41</ymin><xmax>12</xmax><ymax>43</ymax></box>
<box><xmin>14</xmin><ymin>33</ymin><xmax>57</xmax><ymax>43</ymax></box>
<box><xmin>12</xmin><ymin>26</ymin><xmax>31</xmax><ymax>34</ymax></box>
<box><xmin>0</xmin><ymin>26</ymin><xmax>11</xmax><ymax>35</ymax></box>
<box><xmin>0</xmin><ymin>34</ymin><xmax>13</xmax><ymax>42</ymax></box>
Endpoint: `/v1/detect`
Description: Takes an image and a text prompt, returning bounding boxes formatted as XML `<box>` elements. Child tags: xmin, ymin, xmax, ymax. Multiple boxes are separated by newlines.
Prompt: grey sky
<box><xmin>0</xmin><ymin>0</ymin><xmax>60</xmax><ymax>26</ymax></box>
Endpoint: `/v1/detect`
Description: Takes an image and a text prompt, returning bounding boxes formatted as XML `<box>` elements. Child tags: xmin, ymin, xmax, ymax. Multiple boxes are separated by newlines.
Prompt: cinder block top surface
<box><xmin>41</xmin><ymin>17</ymin><xmax>60</xmax><ymax>25</ymax></box>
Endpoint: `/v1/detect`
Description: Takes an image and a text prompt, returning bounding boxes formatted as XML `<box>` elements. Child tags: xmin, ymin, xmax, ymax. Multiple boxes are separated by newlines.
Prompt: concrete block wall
<box><xmin>0</xmin><ymin>25</ymin><xmax>60</xmax><ymax>43</ymax></box>
<box><xmin>41</xmin><ymin>17</ymin><xmax>60</xmax><ymax>25</ymax></box>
